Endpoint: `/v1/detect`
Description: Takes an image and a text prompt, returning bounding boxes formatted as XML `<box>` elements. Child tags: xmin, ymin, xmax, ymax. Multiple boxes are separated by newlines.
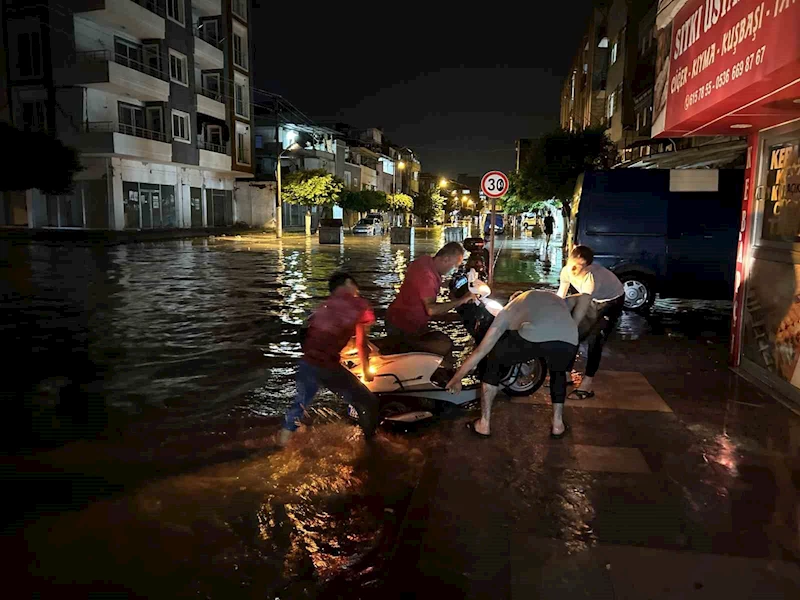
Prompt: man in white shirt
<box><xmin>557</xmin><ymin>245</ymin><xmax>624</xmax><ymax>400</ymax></box>
<box><xmin>446</xmin><ymin>290</ymin><xmax>591</xmax><ymax>439</ymax></box>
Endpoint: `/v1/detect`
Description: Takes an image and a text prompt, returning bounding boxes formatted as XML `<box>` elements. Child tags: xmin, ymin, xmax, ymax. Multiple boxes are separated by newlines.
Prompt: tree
<box><xmin>516</xmin><ymin>127</ymin><xmax>614</xmax><ymax>244</ymax></box>
<box><xmin>413</xmin><ymin>189</ymin><xmax>445</xmax><ymax>223</ymax></box>
<box><xmin>0</xmin><ymin>124</ymin><xmax>82</xmax><ymax>195</ymax></box>
<box><xmin>338</xmin><ymin>189</ymin><xmax>387</xmax><ymax>214</ymax></box>
<box><xmin>386</xmin><ymin>193</ymin><xmax>413</xmax><ymax>212</ymax></box>
<box><xmin>282</xmin><ymin>169</ymin><xmax>344</xmax><ymax>217</ymax></box>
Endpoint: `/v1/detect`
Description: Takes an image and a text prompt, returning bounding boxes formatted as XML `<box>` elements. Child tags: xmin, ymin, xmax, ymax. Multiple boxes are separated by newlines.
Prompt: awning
<box><xmin>620</xmin><ymin>140</ymin><xmax>747</xmax><ymax>169</ymax></box>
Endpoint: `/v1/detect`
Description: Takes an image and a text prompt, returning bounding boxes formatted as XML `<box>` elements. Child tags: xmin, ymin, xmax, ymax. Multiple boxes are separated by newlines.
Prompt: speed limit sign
<box><xmin>481</xmin><ymin>171</ymin><xmax>509</xmax><ymax>199</ymax></box>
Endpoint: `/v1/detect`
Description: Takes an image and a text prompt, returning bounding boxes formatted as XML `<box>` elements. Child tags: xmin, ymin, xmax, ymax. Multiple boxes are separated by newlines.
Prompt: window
<box><xmin>119</xmin><ymin>102</ymin><xmax>144</xmax><ymax>136</ymax></box>
<box><xmin>146</xmin><ymin>106</ymin><xmax>164</xmax><ymax>139</ymax></box>
<box><xmin>610</xmin><ymin>39</ymin><xmax>618</xmax><ymax>64</ymax></box>
<box><xmin>169</xmin><ymin>49</ymin><xmax>188</xmax><ymax>86</ymax></box>
<box><xmin>232</xmin><ymin>0</ymin><xmax>247</xmax><ymax>21</ymax></box>
<box><xmin>344</xmin><ymin>171</ymin><xmax>352</xmax><ymax>188</ymax></box>
<box><xmin>115</xmin><ymin>38</ymin><xmax>142</xmax><ymax>69</ymax></box>
<box><xmin>254</xmin><ymin>135</ymin><xmax>263</xmax><ymax>149</ymax></box>
<box><xmin>199</xmin><ymin>19</ymin><xmax>220</xmax><ymax>46</ymax></box>
<box><xmin>21</xmin><ymin>100</ymin><xmax>46</xmax><ymax>131</ymax></box>
<box><xmin>15</xmin><ymin>30</ymin><xmax>42</xmax><ymax>78</ymax></box>
<box><xmin>201</xmin><ymin>72</ymin><xmax>221</xmax><ymax>100</ymax></box>
<box><xmin>167</xmin><ymin>0</ymin><xmax>185</xmax><ymax>25</ymax></box>
<box><xmin>172</xmin><ymin>109</ymin><xmax>190</xmax><ymax>143</ymax></box>
<box><xmin>606</xmin><ymin>91</ymin><xmax>616</xmax><ymax>120</ymax></box>
<box><xmin>598</xmin><ymin>36</ymin><xmax>609</xmax><ymax>48</ymax></box>
<box><xmin>234</xmin><ymin>75</ymin><xmax>249</xmax><ymax>118</ymax></box>
<box><xmin>233</xmin><ymin>24</ymin><xmax>248</xmax><ymax>70</ymax></box>
<box><xmin>206</xmin><ymin>124</ymin><xmax>223</xmax><ymax>147</ymax></box>
<box><xmin>143</xmin><ymin>43</ymin><xmax>161</xmax><ymax>78</ymax></box>
<box><xmin>236</xmin><ymin>122</ymin><xmax>251</xmax><ymax>165</ymax></box>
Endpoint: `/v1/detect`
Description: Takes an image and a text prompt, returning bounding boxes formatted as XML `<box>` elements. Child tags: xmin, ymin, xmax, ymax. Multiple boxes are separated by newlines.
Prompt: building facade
<box><xmin>1</xmin><ymin>0</ymin><xmax>254</xmax><ymax>230</ymax></box>
<box><xmin>653</xmin><ymin>0</ymin><xmax>800</xmax><ymax>410</ymax></box>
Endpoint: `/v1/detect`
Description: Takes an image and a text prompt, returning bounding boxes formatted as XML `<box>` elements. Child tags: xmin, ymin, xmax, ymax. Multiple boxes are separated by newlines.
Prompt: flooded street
<box><xmin>1</xmin><ymin>228</ymin><xmax>739</xmax><ymax>597</ymax></box>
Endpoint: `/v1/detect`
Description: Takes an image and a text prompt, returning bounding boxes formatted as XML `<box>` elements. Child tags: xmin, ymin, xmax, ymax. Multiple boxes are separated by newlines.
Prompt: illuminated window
<box><xmin>598</xmin><ymin>37</ymin><xmax>609</xmax><ymax>48</ymax></box>
<box><xmin>610</xmin><ymin>39</ymin><xmax>618</xmax><ymax>64</ymax></box>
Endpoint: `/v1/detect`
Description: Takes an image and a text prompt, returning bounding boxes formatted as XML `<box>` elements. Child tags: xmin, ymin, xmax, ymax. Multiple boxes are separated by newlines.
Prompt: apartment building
<box><xmin>1</xmin><ymin>0</ymin><xmax>254</xmax><ymax>229</ymax></box>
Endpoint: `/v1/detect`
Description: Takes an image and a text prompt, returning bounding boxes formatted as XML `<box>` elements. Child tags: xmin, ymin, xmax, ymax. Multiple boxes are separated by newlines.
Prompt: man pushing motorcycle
<box><xmin>446</xmin><ymin>290</ymin><xmax>591</xmax><ymax>439</ymax></box>
<box><xmin>384</xmin><ymin>241</ymin><xmax>476</xmax><ymax>363</ymax></box>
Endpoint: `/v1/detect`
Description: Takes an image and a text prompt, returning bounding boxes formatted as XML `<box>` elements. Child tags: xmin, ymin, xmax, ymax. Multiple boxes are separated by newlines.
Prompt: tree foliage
<box><xmin>0</xmin><ymin>124</ymin><xmax>82</xmax><ymax>195</ymax></box>
<box><xmin>386</xmin><ymin>193</ymin><xmax>413</xmax><ymax>212</ymax></box>
<box><xmin>515</xmin><ymin>127</ymin><xmax>614</xmax><ymax>207</ymax></box>
<box><xmin>413</xmin><ymin>189</ymin><xmax>445</xmax><ymax>222</ymax></box>
<box><xmin>282</xmin><ymin>169</ymin><xmax>343</xmax><ymax>207</ymax></box>
<box><xmin>338</xmin><ymin>189</ymin><xmax>387</xmax><ymax>213</ymax></box>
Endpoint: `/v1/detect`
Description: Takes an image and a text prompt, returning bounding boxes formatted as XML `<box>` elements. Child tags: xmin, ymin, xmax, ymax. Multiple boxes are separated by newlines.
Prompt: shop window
<box><xmin>760</xmin><ymin>140</ymin><xmax>800</xmax><ymax>244</ymax></box>
<box><xmin>206</xmin><ymin>189</ymin><xmax>233</xmax><ymax>226</ymax></box>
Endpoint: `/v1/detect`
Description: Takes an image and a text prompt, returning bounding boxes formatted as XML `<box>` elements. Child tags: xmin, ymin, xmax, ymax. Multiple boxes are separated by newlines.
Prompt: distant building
<box><xmin>1</xmin><ymin>0</ymin><xmax>255</xmax><ymax>230</ymax></box>
<box><xmin>561</xmin><ymin>3</ymin><xmax>610</xmax><ymax>132</ymax></box>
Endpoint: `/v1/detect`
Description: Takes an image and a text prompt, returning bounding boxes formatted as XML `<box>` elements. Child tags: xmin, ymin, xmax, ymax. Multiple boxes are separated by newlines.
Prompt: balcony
<box><xmin>193</xmin><ymin>0</ymin><xmax>222</xmax><ymax>17</ymax></box>
<box><xmin>198</xmin><ymin>140</ymin><xmax>232</xmax><ymax>171</ymax></box>
<box><xmin>67</xmin><ymin>121</ymin><xmax>172</xmax><ymax>162</ymax></box>
<box><xmin>194</xmin><ymin>32</ymin><xmax>224</xmax><ymax>70</ymax></box>
<box><xmin>73</xmin><ymin>0</ymin><xmax>165</xmax><ymax>40</ymax></box>
<box><xmin>197</xmin><ymin>89</ymin><xmax>226</xmax><ymax>120</ymax></box>
<box><xmin>61</xmin><ymin>50</ymin><xmax>170</xmax><ymax>103</ymax></box>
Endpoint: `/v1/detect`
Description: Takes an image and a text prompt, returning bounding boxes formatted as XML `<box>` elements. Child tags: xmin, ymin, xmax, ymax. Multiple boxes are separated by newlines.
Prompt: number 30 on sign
<box><xmin>481</xmin><ymin>171</ymin><xmax>509</xmax><ymax>199</ymax></box>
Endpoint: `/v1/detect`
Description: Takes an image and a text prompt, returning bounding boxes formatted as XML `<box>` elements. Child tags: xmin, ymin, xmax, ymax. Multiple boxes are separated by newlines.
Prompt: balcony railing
<box><xmin>198</xmin><ymin>86</ymin><xmax>223</xmax><ymax>102</ymax></box>
<box><xmin>133</xmin><ymin>0</ymin><xmax>165</xmax><ymax>17</ymax></box>
<box><xmin>194</xmin><ymin>26</ymin><xmax>223</xmax><ymax>49</ymax></box>
<box><xmin>75</xmin><ymin>49</ymin><xmax>168</xmax><ymax>81</ymax></box>
<box><xmin>198</xmin><ymin>140</ymin><xmax>228</xmax><ymax>154</ymax></box>
<box><xmin>84</xmin><ymin>121</ymin><xmax>170</xmax><ymax>143</ymax></box>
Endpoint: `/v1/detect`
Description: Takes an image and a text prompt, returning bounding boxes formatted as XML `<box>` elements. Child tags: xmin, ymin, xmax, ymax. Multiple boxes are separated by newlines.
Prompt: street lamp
<box><xmin>439</xmin><ymin>178</ymin><xmax>448</xmax><ymax>188</ymax></box>
<box><xmin>275</xmin><ymin>141</ymin><xmax>301</xmax><ymax>239</ymax></box>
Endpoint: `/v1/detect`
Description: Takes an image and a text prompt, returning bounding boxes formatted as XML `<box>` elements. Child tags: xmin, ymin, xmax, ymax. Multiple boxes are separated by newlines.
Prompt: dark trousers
<box><xmin>284</xmin><ymin>360</ymin><xmax>378</xmax><ymax>436</ymax></box>
<box><xmin>585</xmin><ymin>296</ymin><xmax>624</xmax><ymax>377</ymax></box>
<box><xmin>383</xmin><ymin>322</ymin><xmax>453</xmax><ymax>356</ymax></box>
<box><xmin>482</xmin><ymin>331</ymin><xmax>577</xmax><ymax>404</ymax></box>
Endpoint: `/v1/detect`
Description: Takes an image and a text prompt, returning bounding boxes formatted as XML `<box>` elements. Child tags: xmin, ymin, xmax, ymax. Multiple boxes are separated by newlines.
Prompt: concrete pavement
<box><xmin>376</xmin><ymin>329</ymin><xmax>800</xmax><ymax>599</ymax></box>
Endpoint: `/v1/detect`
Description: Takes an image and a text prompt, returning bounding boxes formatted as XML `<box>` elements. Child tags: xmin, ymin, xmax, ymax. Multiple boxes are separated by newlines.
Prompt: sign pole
<box><xmin>489</xmin><ymin>197</ymin><xmax>496</xmax><ymax>285</ymax></box>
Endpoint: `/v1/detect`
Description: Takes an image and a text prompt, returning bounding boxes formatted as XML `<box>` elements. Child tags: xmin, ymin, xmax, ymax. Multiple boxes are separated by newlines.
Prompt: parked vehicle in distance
<box><xmin>352</xmin><ymin>218</ymin><xmax>380</xmax><ymax>235</ymax></box>
<box><xmin>366</xmin><ymin>214</ymin><xmax>384</xmax><ymax>233</ymax></box>
<box><xmin>522</xmin><ymin>213</ymin><xmax>540</xmax><ymax>231</ymax></box>
<box><xmin>483</xmin><ymin>214</ymin><xmax>505</xmax><ymax>236</ymax></box>
<box><xmin>568</xmin><ymin>169</ymin><xmax>743</xmax><ymax>311</ymax></box>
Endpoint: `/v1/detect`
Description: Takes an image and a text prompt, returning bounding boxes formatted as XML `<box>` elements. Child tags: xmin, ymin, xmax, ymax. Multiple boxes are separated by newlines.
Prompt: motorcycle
<box><xmin>342</xmin><ymin>237</ymin><xmax>547</xmax><ymax>426</ymax></box>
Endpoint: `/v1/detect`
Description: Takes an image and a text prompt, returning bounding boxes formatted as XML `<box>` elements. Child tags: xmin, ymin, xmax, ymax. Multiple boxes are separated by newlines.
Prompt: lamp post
<box><xmin>275</xmin><ymin>141</ymin><xmax>301</xmax><ymax>239</ymax></box>
<box><xmin>392</xmin><ymin>160</ymin><xmax>406</xmax><ymax>225</ymax></box>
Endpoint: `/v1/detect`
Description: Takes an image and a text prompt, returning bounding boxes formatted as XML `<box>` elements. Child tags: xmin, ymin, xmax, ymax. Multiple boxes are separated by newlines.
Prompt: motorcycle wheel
<box><xmin>502</xmin><ymin>358</ymin><xmax>547</xmax><ymax>397</ymax></box>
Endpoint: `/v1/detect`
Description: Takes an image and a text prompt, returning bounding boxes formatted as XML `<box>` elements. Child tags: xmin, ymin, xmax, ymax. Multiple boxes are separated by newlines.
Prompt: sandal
<box><xmin>466</xmin><ymin>419</ymin><xmax>490</xmax><ymax>438</ymax></box>
<box><xmin>550</xmin><ymin>422</ymin><xmax>571</xmax><ymax>440</ymax></box>
<box><xmin>568</xmin><ymin>389</ymin><xmax>595</xmax><ymax>400</ymax></box>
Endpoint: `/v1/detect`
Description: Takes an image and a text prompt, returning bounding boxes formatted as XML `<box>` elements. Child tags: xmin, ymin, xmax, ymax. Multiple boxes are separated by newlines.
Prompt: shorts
<box><xmin>482</xmin><ymin>331</ymin><xmax>577</xmax><ymax>386</ymax></box>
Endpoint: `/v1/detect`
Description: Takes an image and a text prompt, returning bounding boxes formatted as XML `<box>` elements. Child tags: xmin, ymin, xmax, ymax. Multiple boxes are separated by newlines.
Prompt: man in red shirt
<box><xmin>280</xmin><ymin>272</ymin><xmax>378</xmax><ymax>445</ymax></box>
<box><xmin>385</xmin><ymin>242</ymin><xmax>474</xmax><ymax>357</ymax></box>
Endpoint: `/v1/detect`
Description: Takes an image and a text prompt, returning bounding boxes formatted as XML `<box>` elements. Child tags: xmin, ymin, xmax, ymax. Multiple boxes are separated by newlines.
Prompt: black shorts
<box><xmin>482</xmin><ymin>331</ymin><xmax>577</xmax><ymax>386</ymax></box>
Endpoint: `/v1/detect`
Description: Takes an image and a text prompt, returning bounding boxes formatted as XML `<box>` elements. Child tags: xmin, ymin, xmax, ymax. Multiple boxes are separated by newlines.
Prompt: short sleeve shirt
<box><xmin>560</xmin><ymin>263</ymin><xmax>624</xmax><ymax>303</ymax></box>
<box><xmin>303</xmin><ymin>289</ymin><xmax>375</xmax><ymax>368</ymax></box>
<box><xmin>386</xmin><ymin>255</ymin><xmax>442</xmax><ymax>334</ymax></box>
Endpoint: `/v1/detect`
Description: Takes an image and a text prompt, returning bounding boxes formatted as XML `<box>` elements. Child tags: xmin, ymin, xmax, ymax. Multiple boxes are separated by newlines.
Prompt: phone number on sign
<box><xmin>684</xmin><ymin>46</ymin><xmax>766</xmax><ymax>111</ymax></box>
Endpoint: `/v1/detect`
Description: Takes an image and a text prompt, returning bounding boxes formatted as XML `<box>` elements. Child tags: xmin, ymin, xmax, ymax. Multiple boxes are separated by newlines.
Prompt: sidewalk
<box><xmin>380</xmin><ymin>332</ymin><xmax>800</xmax><ymax>599</ymax></box>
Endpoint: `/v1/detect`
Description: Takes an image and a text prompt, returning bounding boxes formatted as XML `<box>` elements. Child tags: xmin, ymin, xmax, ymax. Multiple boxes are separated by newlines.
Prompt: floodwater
<box><xmin>0</xmin><ymin>228</ymin><xmax>733</xmax><ymax>597</ymax></box>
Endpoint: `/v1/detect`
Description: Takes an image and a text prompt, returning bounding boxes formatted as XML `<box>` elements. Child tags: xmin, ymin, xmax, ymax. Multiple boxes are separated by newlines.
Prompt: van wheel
<box><xmin>619</xmin><ymin>273</ymin><xmax>655</xmax><ymax>312</ymax></box>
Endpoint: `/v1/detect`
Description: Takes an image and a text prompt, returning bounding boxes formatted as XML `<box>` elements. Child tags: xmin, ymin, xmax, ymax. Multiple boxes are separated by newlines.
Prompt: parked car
<box><xmin>521</xmin><ymin>213</ymin><xmax>540</xmax><ymax>231</ymax></box>
<box><xmin>366</xmin><ymin>214</ymin><xmax>385</xmax><ymax>233</ymax></box>
<box><xmin>568</xmin><ymin>169</ymin><xmax>743</xmax><ymax>311</ymax></box>
<box><xmin>352</xmin><ymin>218</ymin><xmax>380</xmax><ymax>235</ymax></box>
<box><xmin>483</xmin><ymin>214</ymin><xmax>505</xmax><ymax>236</ymax></box>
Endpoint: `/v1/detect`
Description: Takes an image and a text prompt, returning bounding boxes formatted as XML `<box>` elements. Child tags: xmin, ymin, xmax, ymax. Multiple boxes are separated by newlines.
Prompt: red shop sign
<box><xmin>660</xmin><ymin>0</ymin><xmax>800</xmax><ymax>135</ymax></box>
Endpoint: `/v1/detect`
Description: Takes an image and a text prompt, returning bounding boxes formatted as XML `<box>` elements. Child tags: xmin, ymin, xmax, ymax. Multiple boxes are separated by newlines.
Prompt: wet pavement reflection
<box><xmin>3</xmin><ymin>228</ymin><xmax>797</xmax><ymax>597</ymax></box>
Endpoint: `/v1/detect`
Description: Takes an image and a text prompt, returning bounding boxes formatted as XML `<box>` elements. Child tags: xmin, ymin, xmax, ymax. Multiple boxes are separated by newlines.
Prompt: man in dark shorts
<box><xmin>384</xmin><ymin>242</ymin><xmax>475</xmax><ymax>359</ymax></box>
<box><xmin>543</xmin><ymin>211</ymin><xmax>555</xmax><ymax>246</ymax></box>
<box><xmin>280</xmin><ymin>272</ymin><xmax>379</xmax><ymax>446</ymax></box>
<box><xmin>446</xmin><ymin>290</ymin><xmax>590</xmax><ymax>438</ymax></box>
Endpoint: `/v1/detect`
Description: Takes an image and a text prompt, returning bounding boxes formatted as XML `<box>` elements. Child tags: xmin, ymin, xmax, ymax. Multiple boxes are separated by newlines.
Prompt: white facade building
<box><xmin>1</xmin><ymin>0</ymin><xmax>254</xmax><ymax>230</ymax></box>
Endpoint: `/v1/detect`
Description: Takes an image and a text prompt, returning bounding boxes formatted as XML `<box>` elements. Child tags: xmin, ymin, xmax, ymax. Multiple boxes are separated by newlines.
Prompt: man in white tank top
<box><xmin>446</xmin><ymin>290</ymin><xmax>590</xmax><ymax>438</ymax></box>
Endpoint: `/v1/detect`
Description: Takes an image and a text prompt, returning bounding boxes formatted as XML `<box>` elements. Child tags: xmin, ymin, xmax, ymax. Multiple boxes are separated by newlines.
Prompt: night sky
<box><xmin>253</xmin><ymin>1</ymin><xmax>595</xmax><ymax>178</ymax></box>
